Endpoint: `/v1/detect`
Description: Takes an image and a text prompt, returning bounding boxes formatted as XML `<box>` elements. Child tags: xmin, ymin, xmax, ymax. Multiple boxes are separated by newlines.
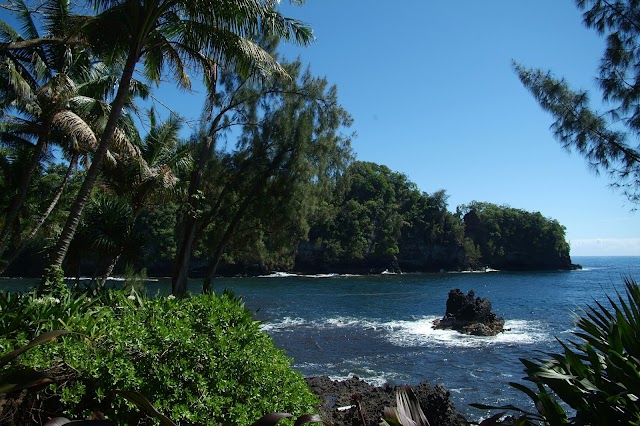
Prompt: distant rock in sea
<box><xmin>433</xmin><ymin>289</ymin><xmax>505</xmax><ymax>336</ymax></box>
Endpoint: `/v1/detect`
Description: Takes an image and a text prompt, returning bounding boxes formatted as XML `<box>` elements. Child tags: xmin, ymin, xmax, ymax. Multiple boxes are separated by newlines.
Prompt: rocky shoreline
<box><xmin>305</xmin><ymin>376</ymin><xmax>468</xmax><ymax>426</ymax></box>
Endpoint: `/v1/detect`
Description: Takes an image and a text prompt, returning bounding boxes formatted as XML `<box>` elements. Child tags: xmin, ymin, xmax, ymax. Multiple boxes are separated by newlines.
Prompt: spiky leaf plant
<box><xmin>381</xmin><ymin>386</ymin><xmax>431</xmax><ymax>426</ymax></box>
<box><xmin>473</xmin><ymin>276</ymin><xmax>640</xmax><ymax>425</ymax></box>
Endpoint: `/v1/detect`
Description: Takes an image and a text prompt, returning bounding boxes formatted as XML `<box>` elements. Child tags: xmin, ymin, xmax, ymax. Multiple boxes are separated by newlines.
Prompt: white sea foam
<box><xmin>383</xmin><ymin>317</ymin><xmax>550</xmax><ymax>348</ymax></box>
<box><xmin>64</xmin><ymin>276</ymin><xmax>159</xmax><ymax>282</ymax></box>
<box><xmin>326</xmin><ymin>371</ymin><xmax>402</xmax><ymax>388</ymax></box>
<box><xmin>260</xmin><ymin>316</ymin><xmax>308</xmax><ymax>331</ymax></box>
<box><xmin>449</xmin><ymin>387</ymin><xmax>474</xmax><ymax>394</ymax></box>
<box><xmin>292</xmin><ymin>360</ymin><xmax>401</xmax><ymax>387</ymax></box>
<box><xmin>257</xmin><ymin>272</ymin><xmax>361</xmax><ymax>278</ymax></box>
<box><xmin>257</xmin><ymin>272</ymin><xmax>300</xmax><ymax>278</ymax></box>
<box><xmin>262</xmin><ymin>315</ymin><xmax>382</xmax><ymax>332</ymax></box>
<box><xmin>295</xmin><ymin>361</ymin><xmax>338</xmax><ymax>370</ymax></box>
<box><xmin>262</xmin><ymin>314</ymin><xmax>551</xmax><ymax>348</ymax></box>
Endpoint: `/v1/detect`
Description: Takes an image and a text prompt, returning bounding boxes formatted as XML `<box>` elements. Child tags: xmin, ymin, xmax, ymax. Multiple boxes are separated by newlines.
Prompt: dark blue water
<box><xmin>3</xmin><ymin>256</ymin><xmax>639</xmax><ymax>419</ymax></box>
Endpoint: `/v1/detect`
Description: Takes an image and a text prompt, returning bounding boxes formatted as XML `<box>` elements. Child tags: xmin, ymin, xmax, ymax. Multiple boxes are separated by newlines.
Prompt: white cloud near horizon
<box><xmin>569</xmin><ymin>238</ymin><xmax>640</xmax><ymax>256</ymax></box>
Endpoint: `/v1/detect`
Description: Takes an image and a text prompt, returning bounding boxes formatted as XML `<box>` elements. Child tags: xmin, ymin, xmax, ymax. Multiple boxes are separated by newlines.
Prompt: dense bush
<box><xmin>0</xmin><ymin>288</ymin><xmax>318</xmax><ymax>425</ymax></box>
<box><xmin>461</xmin><ymin>201</ymin><xmax>571</xmax><ymax>270</ymax></box>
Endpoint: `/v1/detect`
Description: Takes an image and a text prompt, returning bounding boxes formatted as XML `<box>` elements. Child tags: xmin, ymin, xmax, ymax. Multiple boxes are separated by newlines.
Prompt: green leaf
<box><xmin>0</xmin><ymin>368</ymin><xmax>54</xmax><ymax>393</ymax></box>
<box><xmin>508</xmin><ymin>382</ymin><xmax>539</xmax><ymax>404</ymax></box>
<box><xmin>0</xmin><ymin>330</ymin><xmax>73</xmax><ymax>367</ymax></box>
<box><xmin>44</xmin><ymin>418</ymin><xmax>117</xmax><ymax>425</ymax></box>
<box><xmin>293</xmin><ymin>414</ymin><xmax>322</xmax><ymax>426</ymax></box>
<box><xmin>115</xmin><ymin>390</ymin><xmax>176</xmax><ymax>426</ymax></box>
<box><xmin>469</xmin><ymin>403</ymin><xmax>537</xmax><ymax>416</ymax></box>
<box><xmin>382</xmin><ymin>407</ymin><xmax>402</xmax><ymax>426</ymax></box>
<box><xmin>249</xmin><ymin>412</ymin><xmax>293</xmax><ymax>426</ymax></box>
<box><xmin>478</xmin><ymin>411</ymin><xmax>507</xmax><ymax>426</ymax></box>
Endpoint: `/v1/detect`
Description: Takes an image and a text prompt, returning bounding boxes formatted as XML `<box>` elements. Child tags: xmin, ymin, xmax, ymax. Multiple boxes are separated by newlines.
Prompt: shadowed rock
<box><xmin>305</xmin><ymin>376</ymin><xmax>466</xmax><ymax>426</ymax></box>
<box><xmin>433</xmin><ymin>289</ymin><xmax>505</xmax><ymax>336</ymax></box>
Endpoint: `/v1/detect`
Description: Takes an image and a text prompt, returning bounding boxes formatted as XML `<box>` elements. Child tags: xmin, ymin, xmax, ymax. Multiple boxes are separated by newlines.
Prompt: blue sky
<box><xmin>156</xmin><ymin>1</ymin><xmax>639</xmax><ymax>256</ymax></box>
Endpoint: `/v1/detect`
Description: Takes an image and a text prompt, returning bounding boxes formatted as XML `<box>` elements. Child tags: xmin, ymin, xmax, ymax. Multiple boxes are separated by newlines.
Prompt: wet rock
<box><xmin>433</xmin><ymin>289</ymin><xmax>505</xmax><ymax>336</ymax></box>
<box><xmin>305</xmin><ymin>376</ymin><xmax>466</xmax><ymax>426</ymax></box>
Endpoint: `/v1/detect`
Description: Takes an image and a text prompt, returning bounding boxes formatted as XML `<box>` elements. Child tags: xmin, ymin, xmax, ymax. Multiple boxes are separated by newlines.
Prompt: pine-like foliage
<box><xmin>515</xmin><ymin>0</ymin><xmax>640</xmax><ymax>205</ymax></box>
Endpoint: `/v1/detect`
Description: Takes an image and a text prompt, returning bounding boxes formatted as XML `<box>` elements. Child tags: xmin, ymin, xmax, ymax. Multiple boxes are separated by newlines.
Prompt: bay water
<box><xmin>3</xmin><ymin>256</ymin><xmax>639</xmax><ymax>419</ymax></box>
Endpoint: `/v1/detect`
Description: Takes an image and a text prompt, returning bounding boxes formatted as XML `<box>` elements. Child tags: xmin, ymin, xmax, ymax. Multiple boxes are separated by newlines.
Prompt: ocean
<box><xmin>3</xmin><ymin>256</ymin><xmax>639</xmax><ymax>420</ymax></box>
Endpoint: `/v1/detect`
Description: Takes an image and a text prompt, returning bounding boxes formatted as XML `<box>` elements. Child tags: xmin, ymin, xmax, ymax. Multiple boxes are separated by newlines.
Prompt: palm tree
<box><xmin>0</xmin><ymin>0</ymin><xmax>99</xmax><ymax>258</ymax></box>
<box><xmin>94</xmin><ymin>108</ymin><xmax>189</xmax><ymax>283</ymax></box>
<box><xmin>0</xmin><ymin>18</ymin><xmax>147</xmax><ymax>269</ymax></box>
<box><xmin>0</xmin><ymin>157</ymin><xmax>78</xmax><ymax>275</ymax></box>
<box><xmin>18</xmin><ymin>0</ymin><xmax>314</xmax><ymax>295</ymax></box>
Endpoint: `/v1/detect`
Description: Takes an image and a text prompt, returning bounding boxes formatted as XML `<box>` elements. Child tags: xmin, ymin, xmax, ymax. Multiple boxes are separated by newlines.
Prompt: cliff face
<box><xmin>396</xmin><ymin>235</ymin><xmax>467</xmax><ymax>272</ymax></box>
<box><xmin>491</xmin><ymin>249</ymin><xmax>573</xmax><ymax>270</ymax></box>
<box><xmin>294</xmin><ymin>237</ymin><xmax>471</xmax><ymax>274</ymax></box>
<box><xmin>294</xmin><ymin>241</ymin><xmax>403</xmax><ymax>274</ymax></box>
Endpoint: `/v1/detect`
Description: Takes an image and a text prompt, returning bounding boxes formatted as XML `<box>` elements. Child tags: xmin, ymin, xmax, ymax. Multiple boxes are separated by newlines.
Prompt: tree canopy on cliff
<box><xmin>460</xmin><ymin>201</ymin><xmax>571</xmax><ymax>270</ymax></box>
<box><xmin>515</xmin><ymin>0</ymin><xmax>640</xmax><ymax>205</ymax></box>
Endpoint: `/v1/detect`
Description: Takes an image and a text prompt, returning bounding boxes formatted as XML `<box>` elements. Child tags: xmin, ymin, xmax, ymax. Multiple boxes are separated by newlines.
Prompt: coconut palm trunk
<box><xmin>0</xmin><ymin>153</ymin><xmax>78</xmax><ymax>275</ymax></box>
<box><xmin>31</xmin><ymin>0</ymin><xmax>312</xmax><ymax>291</ymax></box>
<box><xmin>0</xmin><ymin>132</ymin><xmax>48</xmax><ymax>257</ymax></box>
<box><xmin>45</xmin><ymin>48</ymin><xmax>140</xmax><ymax>275</ymax></box>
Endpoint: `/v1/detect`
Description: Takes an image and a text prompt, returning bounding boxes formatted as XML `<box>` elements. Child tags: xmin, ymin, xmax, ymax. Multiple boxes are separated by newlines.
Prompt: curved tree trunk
<box><xmin>172</xmin><ymin>136</ymin><xmax>215</xmax><ymax>297</ymax></box>
<box><xmin>0</xmin><ymin>153</ymin><xmax>77</xmax><ymax>275</ymax></box>
<box><xmin>201</xmin><ymin>193</ymin><xmax>259</xmax><ymax>294</ymax></box>
<box><xmin>0</xmin><ymin>133</ymin><xmax>47</xmax><ymax>257</ymax></box>
<box><xmin>201</xmin><ymin>150</ymin><xmax>291</xmax><ymax>293</ymax></box>
<box><xmin>44</xmin><ymin>47</ymin><xmax>140</xmax><ymax>283</ymax></box>
<box><xmin>172</xmin><ymin>65</ymin><xmax>218</xmax><ymax>297</ymax></box>
<box><xmin>96</xmin><ymin>254</ymin><xmax>121</xmax><ymax>287</ymax></box>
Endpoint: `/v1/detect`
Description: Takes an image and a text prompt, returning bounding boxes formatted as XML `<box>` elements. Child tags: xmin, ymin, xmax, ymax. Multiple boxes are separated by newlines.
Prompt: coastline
<box><xmin>305</xmin><ymin>375</ymin><xmax>467</xmax><ymax>426</ymax></box>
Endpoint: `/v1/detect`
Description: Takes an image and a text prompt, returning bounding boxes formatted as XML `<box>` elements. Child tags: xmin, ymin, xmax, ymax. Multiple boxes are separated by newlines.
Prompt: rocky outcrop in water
<box><xmin>305</xmin><ymin>376</ymin><xmax>466</xmax><ymax>426</ymax></box>
<box><xmin>433</xmin><ymin>289</ymin><xmax>505</xmax><ymax>336</ymax></box>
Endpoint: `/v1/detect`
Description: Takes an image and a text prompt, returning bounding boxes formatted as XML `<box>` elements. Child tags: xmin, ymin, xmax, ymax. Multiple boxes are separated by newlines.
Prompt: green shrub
<box><xmin>38</xmin><ymin>265</ymin><xmax>69</xmax><ymax>298</ymax></box>
<box><xmin>0</xmin><ymin>289</ymin><xmax>318</xmax><ymax>425</ymax></box>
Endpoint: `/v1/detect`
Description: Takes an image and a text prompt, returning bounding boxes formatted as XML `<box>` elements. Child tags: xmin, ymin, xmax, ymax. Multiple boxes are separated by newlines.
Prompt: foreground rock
<box><xmin>305</xmin><ymin>376</ymin><xmax>467</xmax><ymax>426</ymax></box>
<box><xmin>433</xmin><ymin>289</ymin><xmax>505</xmax><ymax>336</ymax></box>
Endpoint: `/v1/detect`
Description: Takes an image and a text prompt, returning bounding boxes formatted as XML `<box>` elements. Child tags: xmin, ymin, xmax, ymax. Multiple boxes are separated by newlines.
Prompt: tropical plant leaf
<box><xmin>499</xmin><ymin>277</ymin><xmax>640</xmax><ymax>423</ymax></box>
<box><xmin>396</xmin><ymin>386</ymin><xmax>430</xmax><ymax>426</ymax></box>
<box><xmin>44</xmin><ymin>417</ymin><xmax>116</xmax><ymax>425</ymax></box>
<box><xmin>249</xmin><ymin>412</ymin><xmax>293</xmax><ymax>426</ymax></box>
<box><xmin>0</xmin><ymin>368</ymin><xmax>54</xmax><ymax>393</ymax></box>
<box><xmin>508</xmin><ymin>382</ymin><xmax>539</xmax><ymax>404</ymax></box>
<box><xmin>381</xmin><ymin>387</ymin><xmax>430</xmax><ymax>426</ymax></box>
<box><xmin>0</xmin><ymin>329</ymin><xmax>73</xmax><ymax>367</ymax></box>
<box><xmin>382</xmin><ymin>407</ymin><xmax>401</xmax><ymax>426</ymax></box>
<box><xmin>469</xmin><ymin>403</ymin><xmax>536</xmax><ymax>416</ymax></box>
<box><xmin>115</xmin><ymin>390</ymin><xmax>176</xmax><ymax>426</ymax></box>
<box><xmin>293</xmin><ymin>413</ymin><xmax>323</xmax><ymax>426</ymax></box>
<box><xmin>43</xmin><ymin>419</ymin><xmax>72</xmax><ymax>426</ymax></box>
<box><xmin>477</xmin><ymin>411</ymin><xmax>508</xmax><ymax>425</ymax></box>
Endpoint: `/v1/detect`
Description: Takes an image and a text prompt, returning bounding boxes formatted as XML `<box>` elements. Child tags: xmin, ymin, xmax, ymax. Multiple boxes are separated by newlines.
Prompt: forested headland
<box><xmin>3</xmin><ymin>151</ymin><xmax>575</xmax><ymax>278</ymax></box>
<box><xmin>0</xmin><ymin>1</ymin><xmax>574</xmax><ymax>285</ymax></box>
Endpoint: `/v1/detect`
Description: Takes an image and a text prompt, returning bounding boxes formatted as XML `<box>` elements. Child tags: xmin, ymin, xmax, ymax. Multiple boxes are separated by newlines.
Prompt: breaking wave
<box><xmin>257</xmin><ymin>272</ymin><xmax>362</xmax><ymax>278</ymax></box>
<box><xmin>261</xmin><ymin>315</ymin><xmax>551</xmax><ymax>348</ymax></box>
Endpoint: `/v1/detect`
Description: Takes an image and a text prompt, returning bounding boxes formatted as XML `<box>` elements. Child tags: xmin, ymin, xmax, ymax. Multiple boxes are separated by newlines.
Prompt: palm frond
<box><xmin>51</xmin><ymin>110</ymin><xmax>98</xmax><ymax>151</ymax></box>
<box><xmin>3</xmin><ymin>58</ymin><xmax>37</xmax><ymax>106</ymax></box>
